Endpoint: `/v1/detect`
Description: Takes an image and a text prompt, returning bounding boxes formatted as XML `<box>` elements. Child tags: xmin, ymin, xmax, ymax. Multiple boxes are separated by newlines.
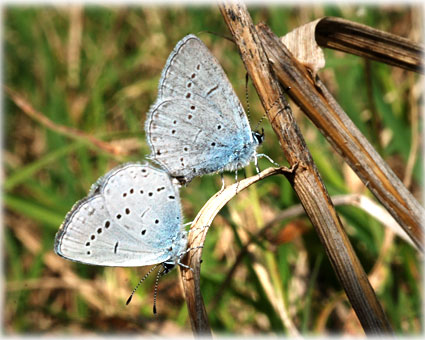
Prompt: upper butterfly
<box><xmin>145</xmin><ymin>34</ymin><xmax>267</xmax><ymax>185</ymax></box>
<box><xmin>54</xmin><ymin>163</ymin><xmax>187</xmax><ymax>269</ymax></box>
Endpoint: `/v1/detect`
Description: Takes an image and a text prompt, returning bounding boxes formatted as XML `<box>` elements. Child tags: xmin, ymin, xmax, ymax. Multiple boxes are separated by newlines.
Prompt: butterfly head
<box><xmin>162</xmin><ymin>262</ymin><xmax>176</xmax><ymax>274</ymax></box>
<box><xmin>252</xmin><ymin>128</ymin><xmax>265</xmax><ymax>145</ymax></box>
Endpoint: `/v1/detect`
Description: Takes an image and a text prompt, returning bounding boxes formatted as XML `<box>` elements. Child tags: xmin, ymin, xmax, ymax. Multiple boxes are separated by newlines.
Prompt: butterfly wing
<box><xmin>157</xmin><ymin>35</ymin><xmax>250</xmax><ymax>132</ymax></box>
<box><xmin>147</xmin><ymin>97</ymin><xmax>252</xmax><ymax>182</ymax></box>
<box><xmin>54</xmin><ymin>163</ymin><xmax>185</xmax><ymax>267</ymax></box>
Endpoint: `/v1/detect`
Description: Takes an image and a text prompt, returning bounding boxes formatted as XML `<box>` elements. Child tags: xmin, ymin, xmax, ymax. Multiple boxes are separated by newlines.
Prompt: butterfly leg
<box><xmin>256</xmin><ymin>153</ymin><xmax>279</xmax><ymax>167</ymax></box>
<box><xmin>235</xmin><ymin>170</ymin><xmax>240</xmax><ymax>194</ymax></box>
<box><xmin>185</xmin><ymin>246</ymin><xmax>204</xmax><ymax>253</ymax></box>
<box><xmin>177</xmin><ymin>262</ymin><xmax>194</xmax><ymax>272</ymax></box>
<box><xmin>254</xmin><ymin>152</ymin><xmax>261</xmax><ymax>173</ymax></box>
<box><xmin>177</xmin><ymin>246</ymin><xmax>204</xmax><ymax>272</ymax></box>
<box><xmin>219</xmin><ymin>172</ymin><xmax>225</xmax><ymax>192</ymax></box>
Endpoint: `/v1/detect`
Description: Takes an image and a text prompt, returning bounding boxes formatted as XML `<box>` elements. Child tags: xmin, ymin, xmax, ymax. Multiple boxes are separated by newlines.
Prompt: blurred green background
<box><xmin>3</xmin><ymin>4</ymin><xmax>422</xmax><ymax>335</ymax></box>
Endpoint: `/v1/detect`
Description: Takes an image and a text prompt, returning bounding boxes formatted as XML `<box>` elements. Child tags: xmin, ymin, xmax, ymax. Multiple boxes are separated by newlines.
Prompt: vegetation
<box><xmin>4</xmin><ymin>5</ymin><xmax>422</xmax><ymax>335</ymax></box>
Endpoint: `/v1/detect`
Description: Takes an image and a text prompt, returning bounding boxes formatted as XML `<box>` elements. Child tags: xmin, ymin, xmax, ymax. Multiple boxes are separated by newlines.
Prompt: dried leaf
<box><xmin>281</xmin><ymin>18</ymin><xmax>325</xmax><ymax>76</ymax></box>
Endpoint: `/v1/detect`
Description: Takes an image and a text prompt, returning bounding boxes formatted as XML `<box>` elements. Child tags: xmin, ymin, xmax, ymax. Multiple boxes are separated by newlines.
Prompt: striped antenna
<box><xmin>126</xmin><ymin>264</ymin><xmax>159</xmax><ymax>305</ymax></box>
<box><xmin>245</xmin><ymin>73</ymin><xmax>251</xmax><ymax>123</ymax></box>
<box><xmin>254</xmin><ymin>87</ymin><xmax>292</xmax><ymax>132</ymax></box>
<box><xmin>153</xmin><ymin>266</ymin><xmax>170</xmax><ymax>314</ymax></box>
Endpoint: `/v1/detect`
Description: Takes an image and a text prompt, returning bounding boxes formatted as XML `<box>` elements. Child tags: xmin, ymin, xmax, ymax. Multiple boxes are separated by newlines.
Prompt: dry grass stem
<box><xmin>252</xmin><ymin>260</ymin><xmax>300</xmax><ymax>336</ymax></box>
<box><xmin>180</xmin><ymin>166</ymin><xmax>291</xmax><ymax>334</ymax></box>
<box><xmin>67</xmin><ymin>6</ymin><xmax>83</xmax><ymax>88</ymax></box>
<box><xmin>256</xmin><ymin>23</ymin><xmax>424</xmax><ymax>251</ymax></box>
<box><xmin>315</xmin><ymin>16</ymin><xmax>424</xmax><ymax>73</ymax></box>
<box><xmin>220</xmin><ymin>3</ymin><xmax>392</xmax><ymax>333</ymax></box>
<box><xmin>5</xmin><ymin>86</ymin><xmax>128</xmax><ymax>156</ymax></box>
<box><xmin>211</xmin><ymin>192</ymin><xmax>417</xmax><ymax>319</ymax></box>
<box><xmin>331</xmin><ymin>195</ymin><xmax>417</xmax><ymax>250</ymax></box>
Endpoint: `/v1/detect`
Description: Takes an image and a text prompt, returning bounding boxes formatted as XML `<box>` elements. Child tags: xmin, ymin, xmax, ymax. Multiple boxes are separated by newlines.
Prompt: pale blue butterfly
<box><xmin>145</xmin><ymin>34</ymin><xmax>274</xmax><ymax>185</ymax></box>
<box><xmin>54</xmin><ymin>162</ymin><xmax>192</xmax><ymax>312</ymax></box>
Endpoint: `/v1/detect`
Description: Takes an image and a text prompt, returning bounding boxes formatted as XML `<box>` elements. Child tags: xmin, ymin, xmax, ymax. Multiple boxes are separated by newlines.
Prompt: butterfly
<box><xmin>54</xmin><ymin>162</ymin><xmax>191</xmax><ymax>311</ymax></box>
<box><xmin>145</xmin><ymin>34</ymin><xmax>275</xmax><ymax>186</ymax></box>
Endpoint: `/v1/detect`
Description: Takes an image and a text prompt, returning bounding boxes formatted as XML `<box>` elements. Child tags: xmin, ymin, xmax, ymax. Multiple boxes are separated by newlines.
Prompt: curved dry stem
<box><xmin>4</xmin><ymin>86</ymin><xmax>128</xmax><ymax>156</ymax></box>
<box><xmin>180</xmin><ymin>166</ymin><xmax>292</xmax><ymax>334</ymax></box>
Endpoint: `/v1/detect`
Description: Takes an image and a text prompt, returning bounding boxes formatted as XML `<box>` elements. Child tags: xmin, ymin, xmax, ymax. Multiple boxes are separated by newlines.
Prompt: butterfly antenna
<box><xmin>126</xmin><ymin>264</ymin><xmax>158</xmax><ymax>305</ymax></box>
<box><xmin>254</xmin><ymin>87</ymin><xmax>292</xmax><ymax>132</ymax></box>
<box><xmin>245</xmin><ymin>73</ymin><xmax>251</xmax><ymax>123</ymax></box>
<box><xmin>253</xmin><ymin>114</ymin><xmax>267</xmax><ymax>132</ymax></box>
<box><xmin>152</xmin><ymin>266</ymin><xmax>166</xmax><ymax>314</ymax></box>
<box><xmin>196</xmin><ymin>30</ymin><xmax>234</xmax><ymax>43</ymax></box>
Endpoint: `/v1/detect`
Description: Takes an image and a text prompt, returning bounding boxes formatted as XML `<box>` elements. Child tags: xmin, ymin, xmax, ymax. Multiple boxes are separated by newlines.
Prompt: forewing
<box><xmin>155</xmin><ymin>35</ymin><xmax>250</xmax><ymax>139</ymax></box>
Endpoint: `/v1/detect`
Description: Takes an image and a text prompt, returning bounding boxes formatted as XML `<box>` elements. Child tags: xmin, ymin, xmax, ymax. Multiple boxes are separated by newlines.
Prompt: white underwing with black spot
<box><xmin>145</xmin><ymin>34</ymin><xmax>263</xmax><ymax>184</ymax></box>
<box><xmin>54</xmin><ymin>162</ymin><xmax>187</xmax><ymax>267</ymax></box>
